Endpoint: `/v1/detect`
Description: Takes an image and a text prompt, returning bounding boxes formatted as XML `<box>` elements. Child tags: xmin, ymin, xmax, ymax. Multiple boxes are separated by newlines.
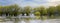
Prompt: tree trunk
<box><xmin>6</xmin><ymin>13</ymin><xmax>8</xmax><ymax>16</ymax></box>
<box><xmin>26</xmin><ymin>13</ymin><xmax>29</xmax><ymax>16</ymax></box>
<box><xmin>22</xmin><ymin>13</ymin><xmax>24</xmax><ymax>16</ymax></box>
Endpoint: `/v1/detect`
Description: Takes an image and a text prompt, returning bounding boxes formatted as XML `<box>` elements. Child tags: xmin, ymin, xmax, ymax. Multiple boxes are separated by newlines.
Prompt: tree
<box><xmin>40</xmin><ymin>6</ymin><xmax>47</xmax><ymax>16</ymax></box>
<box><xmin>47</xmin><ymin>6</ymin><xmax>56</xmax><ymax>17</ymax></box>
<box><xmin>34</xmin><ymin>11</ymin><xmax>40</xmax><ymax>19</ymax></box>
<box><xmin>23</xmin><ymin>6</ymin><xmax>31</xmax><ymax>16</ymax></box>
<box><xmin>34</xmin><ymin>11</ymin><xmax>40</xmax><ymax>16</ymax></box>
<box><xmin>56</xmin><ymin>5</ymin><xmax>60</xmax><ymax>15</ymax></box>
<box><xmin>0</xmin><ymin>6</ymin><xmax>3</xmax><ymax>16</ymax></box>
<box><xmin>9</xmin><ymin>4</ymin><xmax>21</xmax><ymax>16</ymax></box>
<box><xmin>33</xmin><ymin>7</ymin><xmax>41</xmax><ymax>15</ymax></box>
<box><xmin>0</xmin><ymin>4</ymin><xmax>21</xmax><ymax>17</ymax></box>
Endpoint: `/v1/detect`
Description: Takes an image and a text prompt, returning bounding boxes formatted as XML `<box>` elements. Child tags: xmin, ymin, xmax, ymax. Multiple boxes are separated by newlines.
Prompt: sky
<box><xmin>0</xmin><ymin>0</ymin><xmax>60</xmax><ymax>7</ymax></box>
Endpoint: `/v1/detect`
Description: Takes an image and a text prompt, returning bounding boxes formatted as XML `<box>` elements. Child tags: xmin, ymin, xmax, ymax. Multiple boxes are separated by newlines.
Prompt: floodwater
<box><xmin>0</xmin><ymin>14</ymin><xmax>60</xmax><ymax>23</ymax></box>
<box><xmin>0</xmin><ymin>19</ymin><xmax>60</xmax><ymax>23</ymax></box>
<box><xmin>19</xmin><ymin>19</ymin><xmax>60</xmax><ymax>23</ymax></box>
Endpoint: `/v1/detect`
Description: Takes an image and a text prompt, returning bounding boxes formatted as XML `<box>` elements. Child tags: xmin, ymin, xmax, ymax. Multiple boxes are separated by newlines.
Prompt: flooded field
<box><xmin>0</xmin><ymin>18</ymin><xmax>60</xmax><ymax>23</ymax></box>
<box><xmin>0</xmin><ymin>15</ymin><xmax>60</xmax><ymax>23</ymax></box>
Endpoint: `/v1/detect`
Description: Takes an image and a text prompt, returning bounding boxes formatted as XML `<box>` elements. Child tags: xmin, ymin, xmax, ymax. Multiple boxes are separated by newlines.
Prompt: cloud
<box><xmin>48</xmin><ymin>0</ymin><xmax>60</xmax><ymax>2</ymax></box>
<box><xmin>17</xmin><ymin>0</ymin><xmax>48</xmax><ymax>7</ymax></box>
<box><xmin>46</xmin><ymin>0</ymin><xmax>60</xmax><ymax>6</ymax></box>
<box><xmin>18</xmin><ymin>0</ymin><xmax>60</xmax><ymax>7</ymax></box>
<box><xmin>0</xmin><ymin>0</ymin><xmax>18</xmax><ymax>6</ymax></box>
<box><xmin>0</xmin><ymin>0</ymin><xmax>60</xmax><ymax>7</ymax></box>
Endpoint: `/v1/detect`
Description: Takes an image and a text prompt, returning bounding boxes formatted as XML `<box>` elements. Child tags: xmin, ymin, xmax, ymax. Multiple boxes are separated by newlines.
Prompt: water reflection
<box><xmin>0</xmin><ymin>14</ymin><xmax>60</xmax><ymax>23</ymax></box>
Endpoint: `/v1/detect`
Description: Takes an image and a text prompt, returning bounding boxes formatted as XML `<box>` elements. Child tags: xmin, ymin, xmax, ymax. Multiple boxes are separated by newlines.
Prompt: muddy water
<box><xmin>0</xmin><ymin>19</ymin><xmax>60</xmax><ymax>23</ymax></box>
<box><xmin>0</xmin><ymin>14</ymin><xmax>60</xmax><ymax>23</ymax></box>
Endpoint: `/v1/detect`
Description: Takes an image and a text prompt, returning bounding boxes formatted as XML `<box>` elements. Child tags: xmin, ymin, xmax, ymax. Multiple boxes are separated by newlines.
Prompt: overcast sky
<box><xmin>0</xmin><ymin>0</ymin><xmax>60</xmax><ymax>7</ymax></box>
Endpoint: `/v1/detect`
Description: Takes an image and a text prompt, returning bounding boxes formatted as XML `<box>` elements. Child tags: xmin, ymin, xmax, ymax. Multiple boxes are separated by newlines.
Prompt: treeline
<box><xmin>0</xmin><ymin>4</ymin><xmax>60</xmax><ymax>17</ymax></box>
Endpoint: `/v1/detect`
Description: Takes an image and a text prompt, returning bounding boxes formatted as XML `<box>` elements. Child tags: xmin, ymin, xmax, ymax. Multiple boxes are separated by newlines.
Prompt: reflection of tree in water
<box><xmin>14</xmin><ymin>18</ymin><xmax>19</xmax><ymax>23</ymax></box>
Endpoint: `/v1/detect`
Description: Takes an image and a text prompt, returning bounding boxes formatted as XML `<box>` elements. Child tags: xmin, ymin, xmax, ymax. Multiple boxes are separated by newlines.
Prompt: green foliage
<box><xmin>24</xmin><ymin>6</ymin><xmax>31</xmax><ymax>13</ymax></box>
<box><xmin>48</xmin><ymin>6</ymin><xmax>56</xmax><ymax>14</ymax></box>
<box><xmin>0</xmin><ymin>4</ymin><xmax>21</xmax><ymax>17</ymax></box>
<box><xmin>34</xmin><ymin>11</ymin><xmax>40</xmax><ymax>16</ymax></box>
<box><xmin>56</xmin><ymin>5</ymin><xmax>60</xmax><ymax>14</ymax></box>
<box><xmin>23</xmin><ymin>6</ymin><xmax>31</xmax><ymax>16</ymax></box>
<box><xmin>0</xmin><ymin>4</ymin><xmax>60</xmax><ymax>18</ymax></box>
<box><xmin>40</xmin><ymin>6</ymin><xmax>47</xmax><ymax>15</ymax></box>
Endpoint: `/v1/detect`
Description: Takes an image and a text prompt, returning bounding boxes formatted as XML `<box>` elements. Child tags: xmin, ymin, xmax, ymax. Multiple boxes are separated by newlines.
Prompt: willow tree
<box><xmin>0</xmin><ymin>6</ymin><xmax>10</xmax><ymax>16</ymax></box>
<box><xmin>56</xmin><ymin>5</ymin><xmax>60</xmax><ymax>15</ymax></box>
<box><xmin>23</xmin><ymin>6</ymin><xmax>31</xmax><ymax>16</ymax></box>
<box><xmin>6</xmin><ymin>4</ymin><xmax>21</xmax><ymax>23</ymax></box>
<box><xmin>1</xmin><ymin>4</ymin><xmax>21</xmax><ymax>17</ymax></box>
<box><xmin>34</xmin><ymin>11</ymin><xmax>41</xmax><ymax>19</ymax></box>
<box><xmin>0</xmin><ymin>6</ymin><xmax>3</xmax><ymax>16</ymax></box>
<box><xmin>33</xmin><ymin>7</ymin><xmax>41</xmax><ymax>15</ymax></box>
<box><xmin>39</xmin><ymin>6</ymin><xmax>47</xmax><ymax>16</ymax></box>
<box><xmin>3</xmin><ymin>6</ymin><xmax>11</xmax><ymax>16</ymax></box>
<box><xmin>8</xmin><ymin>4</ymin><xmax>21</xmax><ymax>17</ymax></box>
<box><xmin>47</xmin><ymin>6</ymin><xmax>56</xmax><ymax>17</ymax></box>
<box><xmin>2</xmin><ymin>5</ymin><xmax>14</xmax><ymax>16</ymax></box>
<box><xmin>33</xmin><ymin>7</ymin><xmax>41</xmax><ymax>19</ymax></box>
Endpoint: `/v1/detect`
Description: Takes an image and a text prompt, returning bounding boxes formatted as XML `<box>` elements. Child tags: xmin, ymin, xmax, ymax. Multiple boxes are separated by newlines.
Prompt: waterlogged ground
<box><xmin>0</xmin><ymin>14</ymin><xmax>60</xmax><ymax>23</ymax></box>
<box><xmin>19</xmin><ymin>19</ymin><xmax>60</xmax><ymax>23</ymax></box>
<box><xmin>0</xmin><ymin>19</ymin><xmax>60</xmax><ymax>23</ymax></box>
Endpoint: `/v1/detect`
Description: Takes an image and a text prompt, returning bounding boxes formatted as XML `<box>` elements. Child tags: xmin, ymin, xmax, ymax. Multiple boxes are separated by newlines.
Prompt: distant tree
<box><xmin>40</xmin><ymin>6</ymin><xmax>47</xmax><ymax>16</ymax></box>
<box><xmin>47</xmin><ymin>6</ymin><xmax>56</xmax><ymax>17</ymax></box>
<box><xmin>33</xmin><ymin>7</ymin><xmax>41</xmax><ymax>14</ymax></box>
<box><xmin>24</xmin><ymin>6</ymin><xmax>31</xmax><ymax>16</ymax></box>
<box><xmin>56</xmin><ymin>5</ymin><xmax>60</xmax><ymax>15</ymax></box>
<box><xmin>34</xmin><ymin>11</ymin><xmax>40</xmax><ymax>16</ymax></box>
<box><xmin>0</xmin><ymin>4</ymin><xmax>21</xmax><ymax>17</ymax></box>
<box><xmin>9</xmin><ymin>4</ymin><xmax>21</xmax><ymax>16</ymax></box>
<box><xmin>0</xmin><ymin>6</ymin><xmax>3</xmax><ymax>16</ymax></box>
<box><xmin>34</xmin><ymin>11</ymin><xmax>40</xmax><ymax>19</ymax></box>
